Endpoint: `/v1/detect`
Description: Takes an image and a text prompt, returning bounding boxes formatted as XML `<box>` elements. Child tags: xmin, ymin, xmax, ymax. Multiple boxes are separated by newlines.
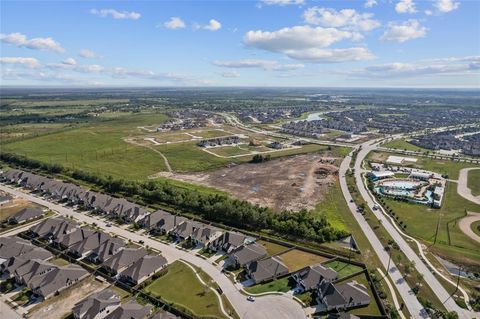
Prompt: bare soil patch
<box><xmin>163</xmin><ymin>154</ymin><xmax>339</xmax><ymax>212</ymax></box>
<box><xmin>28</xmin><ymin>276</ymin><xmax>109</xmax><ymax>319</ymax></box>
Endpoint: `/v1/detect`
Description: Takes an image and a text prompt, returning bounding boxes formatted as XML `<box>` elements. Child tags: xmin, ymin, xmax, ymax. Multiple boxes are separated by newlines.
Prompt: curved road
<box><xmin>457</xmin><ymin>168</ymin><xmax>480</xmax><ymax>205</ymax></box>
<box><xmin>351</xmin><ymin>140</ymin><xmax>476</xmax><ymax>318</ymax></box>
<box><xmin>0</xmin><ymin>185</ymin><xmax>305</xmax><ymax>319</ymax></box>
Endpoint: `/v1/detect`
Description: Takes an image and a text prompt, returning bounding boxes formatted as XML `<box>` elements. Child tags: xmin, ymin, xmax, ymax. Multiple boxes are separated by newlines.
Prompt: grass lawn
<box><xmin>381</xmin><ymin>181</ymin><xmax>480</xmax><ymax>264</ymax></box>
<box><xmin>313</xmin><ymin>180</ymin><xmax>351</xmax><ymax>232</ymax></box>
<box><xmin>471</xmin><ymin>220</ymin><xmax>480</xmax><ymax>237</ymax></box>
<box><xmin>467</xmin><ymin>169</ymin><xmax>480</xmax><ymax>196</ymax></box>
<box><xmin>2</xmin><ymin>112</ymin><xmax>170</xmax><ymax>180</ymax></box>
<box><xmin>338</xmin><ymin>272</ymin><xmax>382</xmax><ymax>317</ymax></box>
<box><xmin>323</xmin><ymin>260</ymin><xmax>363</xmax><ymax>279</ymax></box>
<box><xmin>244</xmin><ymin>276</ymin><xmax>296</xmax><ymax>294</ymax></box>
<box><xmin>256</xmin><ymin>240</ymin><xmax>290</xmax><ymax>256</ymax></box>
<box><xmin>144</xmin><ymin>261</ymin><xmax>227</xmax><ymax>319</ymax></box>
<box><xmin>49</xmin><ymin>257</ymin><xmax>70</xmax><ymax>266</ymax></box>
<box><xmin>194</xmin><ymin>129</ymin><xmax>232</xmax><ymax>139</ymax></box>
<box><xmin>277</xmin><ymin>249</ymin><xmax>330</xmax><ymax>272</ymax></box>
<box><xmin>207</xmin><ymin>145</ymin><xmax>252</xmax><ymax>157</ymax></box>
<box><xmin>382</xmin><ymin>139</ymin><xmax>428</xmax><ymax>152</ymax></box>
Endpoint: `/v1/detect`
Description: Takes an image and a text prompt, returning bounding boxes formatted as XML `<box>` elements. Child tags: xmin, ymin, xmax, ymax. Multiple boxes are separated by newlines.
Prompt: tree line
<box><xmin>0</xmin><ymin>152</ymin><xmax>348</xmax><ymax>244</ymax></box>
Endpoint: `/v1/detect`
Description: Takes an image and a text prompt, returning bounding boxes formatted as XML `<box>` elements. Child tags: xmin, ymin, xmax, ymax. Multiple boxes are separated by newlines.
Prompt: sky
<box><xmin>1</xmin><ymin>0</ymin><xmax>479</xmax><ymax>88</ymax></box>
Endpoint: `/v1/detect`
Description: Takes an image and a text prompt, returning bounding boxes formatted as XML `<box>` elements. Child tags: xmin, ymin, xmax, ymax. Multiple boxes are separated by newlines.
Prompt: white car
<box><xmin>247</xmin><ymin>296</ymin><xmax>255</xmax><ymax>302</ymax></box>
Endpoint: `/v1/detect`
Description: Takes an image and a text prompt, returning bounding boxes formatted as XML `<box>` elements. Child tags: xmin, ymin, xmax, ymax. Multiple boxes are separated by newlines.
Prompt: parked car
<box><xmin>247</xmin><ymin>296</ymin><xmax>255</xmax><ymax>302</ymax></box>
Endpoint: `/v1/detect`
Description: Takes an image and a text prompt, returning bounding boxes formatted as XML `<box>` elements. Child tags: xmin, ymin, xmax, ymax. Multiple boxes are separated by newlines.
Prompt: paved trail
<box><xmin>457</xmin><ymin>168</ymin><xmax>480</xmax><ymax>205</ymax></box>
<box><xmin>458</xmin><ymin>212</ymin><xmax>480</xmax><ymax>244</ymax></box>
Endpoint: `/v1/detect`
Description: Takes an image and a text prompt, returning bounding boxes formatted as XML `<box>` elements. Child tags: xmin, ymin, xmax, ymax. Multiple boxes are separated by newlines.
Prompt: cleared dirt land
<box><xmin>164</xmin><ymin>154</ymin><xmax>339</xmax><ymax>212</ymax></box>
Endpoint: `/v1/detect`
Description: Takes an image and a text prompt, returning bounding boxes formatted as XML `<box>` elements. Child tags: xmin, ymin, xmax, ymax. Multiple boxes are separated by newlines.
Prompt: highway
<box><xmin>0</xmin><ymin>184</ymin><xmax>305</xmax><ymax>319</ymax></box>
<box><xmin>349</xmin><ymin>140</ymin><xmax>477</xmax><ymax>318</ymax></box>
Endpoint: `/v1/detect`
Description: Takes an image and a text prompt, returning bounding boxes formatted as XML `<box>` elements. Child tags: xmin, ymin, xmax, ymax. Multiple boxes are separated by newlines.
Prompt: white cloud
<box><xmin>346</xmin><ymin>56</ymin><xmax>480</xmax><ymax>78</ymax></box>
<box><xmin>260</xmin><ymin>0</ymin><xmax>304</xmax><ymax>6</ymax></box>
<box><xmin>163</xmin><ymin>17</ymin><xmax>186</xmax><ymax>29</ymax></box>
<box><xmin>79</xmin><ymin>49</ymin><xmax>99</xmax><ymax>59</ymax></box>
<box><xmin>364</xmin><ymin>0</ymin><xmax>378</xmax><ymax>8</ymax></box>
<box><xmin>220</xmin><ymin>71</ymin><xmax>240</xmax><ymax>78</ymax></box>
<box><xmin>434</xmin><ymin>0</ymin><xmax>460</xmax><ymax>13</ymax></box>
<box><xmin>90</xmin><ymin>8</ymin><xmax>141</xmax><ymax>20</ymax></box>
<box><xmin>62</xmin><ymin>58</ymin><xmax>77</xmax><ymax>66</ymax></box>
<box><xmin>303</xmin><ymin>7</ymin><xmax>380</xmax><ymax>31</ymax></box>
<box><xmin>76</xmin><ymin>64</ymin><xmax>105</xmax><ymax>73</ymax></box>
<box><xmin>0</xmin><ymin>57</ymin><xmax>41</xmax><ymax>68</ymax></box>
<box><xmin>284</xmin><ymin>47</ymin><xmax>375</xmax><ymax>62</ymax></box>
<box><xmin>425</xmin><ymin>10</ymin><xmax>433</xmax><ymax>15</ymax></box>
<box><xmin>395</xmin><ymin>0</ymin><xmax>417</xmax><ymax>14</ymax></box>
<box><xmin>0</xmin><ymin>32</ymin><xmax>64</xmax><ymax>53</ymax></box>
<box><xmin>203</xmin><ymin>19</ymin><xmax>222</xmax><ymax>31</ymax></box>
<box><xmin>380</xmin><ymin>19</ymin><xmax>427</xmax><ymax>42</ymax></box>
<box><xmin>213</xmin><ymin>59</ymin><xmax>304</xmax><ymax>71</ymax></box>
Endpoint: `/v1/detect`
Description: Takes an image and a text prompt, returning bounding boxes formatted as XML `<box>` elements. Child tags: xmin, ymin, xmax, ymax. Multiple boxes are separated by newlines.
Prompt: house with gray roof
<box><xmin>87</xmin><ymin>237</ymin><xmax>125</xmax><ymax>264</ymax></box>
<box><xmin>139</xmin><ymin>210</ymin><xmax>185</xmax><ymax>235</ymax></box>
<box><xmin>14</xmin><ymin>258</ymin><xmax>56</xmax><ymax>285</ymax></box>
<box><xmin>119</xmin><ymin>254</ymin><xmax>168</xmax><ymax>286</ymax></box>
<box><xmin>170</xmin><ymin>220</ymin><xmax>203</xmax><ymax>241</ymax></box>
<box><xmin>102</xmin><ymin>248</ymin><xmax>148</xmax><ymax>275</ymax></box>
<box><xmin>293</xmin><ymin>264</ymin><xmax>338</xmax><ymax>292</ymax></box>
<box><xmin>317</xmin><ymin>280</ymin><xmax>371</xmax><ymax>312</ymax></box>
<box><xmin>103</xmin><ymin>301</ymin><xmax>153</xmax><ymax>319</ymax></box>
<box><xmin>246</xmin><ymin>256</ymin><xmax>289</xmax><ymax>284</ymax></box>
<box><xmin>29</xmin><ymin>216</ymin><xmax>79</xmax><ymax>240</ymax></box>
<box><xmin>55</xmin><ymin>227</ymin><xmax>95</xmax><ymax>249</ymax></box>
<box><xmin>29</xmin><ymin>264</ymin><xmax>89</xmax><ymax>299</ymax></box>
<box><xmin>229</xmin><ymin>243</ymin><xmax>267</xmax><ymax>267</ymax></box>
<box><xmin>209</xmin><ymin>231</ymin><xmax>248</xmax><ymax>253</ymax></box>
<box><xmin>7</xmin><ymin>207</ymin><xmax>44</xmax><ymax>224</ymax></box>
<box><xmin>0</xmin><ymin>193</ymin><xmax>13</xmax><ymax>205</ymax></box>
<box><xmin>191</xmin><ymin>225</ymin><xmax>223</xmax><ymax>247</ymax></box>
<box><xmin>1</xmin><ymin>247</ymin><xmax>53</xmax><ymax>277</ymax></box>
<box><xmin>68</xmin><ymin>231</ymin><xmax>113</xmax><ymax>258</ymax></box>
<box><xmin>0</xmin><ymin>236</ymin><xmax>36</xmax><ymax>263</ymax></box>
<box><xmin>72</xmin><ymin>288</ymin><xmax>120</xmax><ymax>319</ymax></box>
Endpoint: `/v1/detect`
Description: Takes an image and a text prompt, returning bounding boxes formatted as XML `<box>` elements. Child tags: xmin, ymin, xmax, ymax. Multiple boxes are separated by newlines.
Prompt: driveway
<box><xmin>0</xmin><ymin>184</ymin><xmax>305</xmax><ymax>319</ymax></box>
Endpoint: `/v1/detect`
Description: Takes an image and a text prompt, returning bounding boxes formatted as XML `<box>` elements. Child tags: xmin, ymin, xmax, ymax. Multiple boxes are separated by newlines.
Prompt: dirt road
<box><xmin>459</xmin><ymin>211</ymin><xmax>480</xmax><ymax>244</ymax></box>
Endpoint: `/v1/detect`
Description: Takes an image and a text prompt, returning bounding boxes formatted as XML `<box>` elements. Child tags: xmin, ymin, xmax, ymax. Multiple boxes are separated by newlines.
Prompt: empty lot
<box><xmin>166</xmin><ymin>154</ymin><xmax>340</xmax><ymax>212</ymax></box>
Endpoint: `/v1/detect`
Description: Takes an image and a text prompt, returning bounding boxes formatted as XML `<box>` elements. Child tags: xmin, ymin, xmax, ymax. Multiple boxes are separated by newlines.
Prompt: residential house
<box><xmin>102</xmin><ymin>248</ymin><xmax>148</xmax><ymax>275</ymax></box>
<box><xmin>191</xmin><ymin>225</ymin><xmax>223</xmax><ymax>247</ymax></box>
<box><xmin>209</xmin><ymin>231</ymin><xmax>248</xmax><ymax>253</ymax></box>
<box><xmin>55</xmin><ymin>227</ymin><xmax>95</xmax><ymax>250</ymax></box>
<box><xmin>72</xmin><ymin>288</ymin><xmax>121</xmax><ymax>319</ymax></box>
<box><xmin>103</xmin><ymin>301</ymin><xmax>153</xmax><ymax>319</ymax></box>
<box><xmin>0</xmin><ymin>236</ymin><xmax>37</xmax><ymax>262</ymax></box>
<box><xmin>246</xmin><ymin>256</ymin><xmax>289</xmax><ymax>284</ymax></box>
<box><xmin>14</xmin><ymin>258</ymin><xmax>56</xmax><ymax>285</ymax></box>
<box><xmin>139</xmin><ymin>210</ymin><xmax>185</xmax><ymax>235</ymax></box>
<box><xmin>87</xmin><ymin>237</ymin><xmax>125</xmax><ymax>264</ymax></box>
<box><xmin>68</xmin><ymin>231</ymin><xmax>113</xmax><ymax>259</ymax></box>
<box><xmin>0</xmin><ymin>193</ymin><xmax>12</xmax><ymax>206</ymax></box>
<box><xmin>1</xmin><ymin>247</ymin><xmax>53</xmax><ymax>277</ymax></box>
<box><xmin>29</xmin><ymin>264</ymin><xmax>89</xmax><ymax>299</ymax></box>
<box><xmin>8</xmin><ymin>207</ymin><xmax>44</xmax><ymax>224</ymax></box>
<box><xmin>229</xmin><ymin>243</ymin><xmax>267</xmax><ymax>267</ymax></box>
<box><xmin>293</xmin><ymin>264</ymin><xmax>338</xmax><ymax>292</ymax></box>
<box><xmin>118</xmin><ymin>254</ymin><xmax>168</xmax><ymax>286</ymax></box>
<box><xmin>170</xmin><ymin>220</ymin><xmax>203</xmax><ymax>241</ymax></box>
<box><xmin>28</xmin><ymin>216</ymin><xmax>79</xmax><ymax>240</ymax></box>
<box><xmin>317</xmin><ymin>280</ymin><xmax>371</xmax><ymax>312</ymax></box>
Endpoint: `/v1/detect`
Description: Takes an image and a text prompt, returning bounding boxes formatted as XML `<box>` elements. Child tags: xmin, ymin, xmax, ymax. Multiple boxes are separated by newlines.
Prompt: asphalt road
<box><xmin>0</xmin><ymin>184</ymin><xmax>305</xmax><ymax>319</ymax></box>
<box><xmin>339</xmin><ymin>151</ymin><xmax>429</xmax><ymax>318</ymax></box>
<box><xmin>352</xmin><ymin>141</ymin><xmax>476</xmax><ymax>318</ymax></box>
<box><xmin>0</xmin><ymin>300</ymin><xmax>22</xmax><ymax>319</ymax></box>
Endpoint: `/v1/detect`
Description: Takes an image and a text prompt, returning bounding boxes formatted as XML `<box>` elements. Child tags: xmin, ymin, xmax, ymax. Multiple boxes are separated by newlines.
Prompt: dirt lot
<box><xmin>166</xmin><ymin>154</ymin><xmax>339</xmax><ymax>212</ymax></box>
<box><xmin>28</xmin><ymin>276</ymin><xmax>109</xmax><ymax>319</ymax></box>
<box><xmin>0</xmin><ymin>197</ymin><xmax>43</xmax><ymax>221</ymax></box>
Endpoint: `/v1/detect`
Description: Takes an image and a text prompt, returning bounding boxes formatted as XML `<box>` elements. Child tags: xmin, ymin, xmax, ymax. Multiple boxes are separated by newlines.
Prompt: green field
<box><xmin>322</xmin><ymin>260</ymin><xmax>363</xmax><ymax>279</ymax></box>
<box><xmin>207</xmin><ymin>145</ymin><xmax>252</xmax><ymax>157</ymax></box>
<box><xmin>244</xmin><ymin>276</ymin><xmax>296</xmax><ymax>294</ymax></box>
<box><xmin>144</xmin><ymin>261</ymin><xmax>227</xmax><ymax>319</ymax></box>
<box><xmin>381</xmin><ymin>182</ymin><xmax>480</xmax><ymax>264</ymax></box>
<box><xmin>471</xmin><ymin>220</ymin><xmax>480</xmax><ymax>237</ymax></box>
<box><xmin>2</xmin><ymin>113</ymin><xmax>170</xmax><ymax>180</ymax></box>
<box><xmin>382</xmin><ymin>139</ymin><xmax>428</xmax><ymax>152</ymax></box>
<box><xmin>467</xmin><ymin>169</ymin><xmax>480</xmax><ymax>196</ymax></box>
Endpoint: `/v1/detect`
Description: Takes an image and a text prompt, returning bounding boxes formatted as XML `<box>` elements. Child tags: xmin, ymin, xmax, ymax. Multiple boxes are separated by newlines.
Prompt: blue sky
<box><xmin>1</xmin><ymin>0</ymin><xmax>479</xmax><ymax>87</ymax></box>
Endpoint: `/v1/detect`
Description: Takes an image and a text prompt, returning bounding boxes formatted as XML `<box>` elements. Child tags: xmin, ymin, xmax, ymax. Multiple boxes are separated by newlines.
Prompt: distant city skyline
<box><xmin>1</xmin><ymin>0</ymin><xmax>479</xmax><ymax>88</ymax></box>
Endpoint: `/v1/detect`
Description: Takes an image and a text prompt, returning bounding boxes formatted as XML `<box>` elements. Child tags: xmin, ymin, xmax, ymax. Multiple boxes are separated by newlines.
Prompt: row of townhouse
<box><xmin>0</xmin><ymin>236</ymin><xmax>89</xmax><ymax>300</ymax></box>
<box><xmin>27</xmin><ymin>217</ymin><xmax>168</xmax><ymax>287</ymax></box>
<box><xmin>1</xmin><ymin>169</ymin><xmax>149</xmax><ymax>223</ymax></box>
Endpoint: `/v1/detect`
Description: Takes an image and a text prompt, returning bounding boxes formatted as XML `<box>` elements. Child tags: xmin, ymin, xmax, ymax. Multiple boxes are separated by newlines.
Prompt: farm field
<box><xmin>467</xmin><ymin>169</ymin><xmax>480</xmax><ymax>196</ymax></box>
<box><xmin>381</xmin><ymin>182</ymin><xmax>480</xmax><ymax>265</ymax></box>
<box><xmin>367</xmin><ymin>151</ymin><xmax>480</xmax><ymax>180</ymax></box>
<box><xmin>144</xmin><ymin>261</ymin><xmax>228</xmax><ymax>319</ymax></box>
<box><xmin>277</xmin><ymin>249</ymin><xmax>331</xmax><ymax>272</ymax></box>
